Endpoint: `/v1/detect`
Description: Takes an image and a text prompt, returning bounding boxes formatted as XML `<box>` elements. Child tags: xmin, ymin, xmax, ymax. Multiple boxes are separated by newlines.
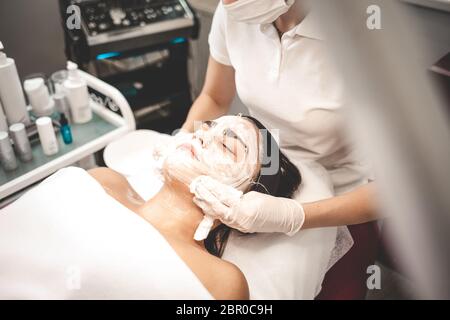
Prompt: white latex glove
<box><xmin>190</xmin><ymin>176</ymin><xmax>305</xmax><ymax>236</ymax></box>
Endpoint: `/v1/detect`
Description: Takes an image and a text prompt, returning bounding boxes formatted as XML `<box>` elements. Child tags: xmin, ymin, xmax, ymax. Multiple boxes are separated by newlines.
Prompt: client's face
<box><xmin>163</xmin><ymin>116</ymin><xmax>261</xmax><ymax>190</ymax></box>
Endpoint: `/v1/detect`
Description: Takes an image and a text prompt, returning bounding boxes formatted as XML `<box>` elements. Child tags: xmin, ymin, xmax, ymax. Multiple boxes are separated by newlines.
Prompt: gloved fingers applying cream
<box><xmin>190</xmin><ymin>176</ymin><xmax>244</xmax><ymax>239</ymax></box>
<box><xmin>192</xmin><ymin>175</ymin><xmax>242</xmax><ymax>209</ymax></box>
<box><xmin>190</xmin><ymin>175</ymin><xmax>306</xmax><ymax>236</ymax></box>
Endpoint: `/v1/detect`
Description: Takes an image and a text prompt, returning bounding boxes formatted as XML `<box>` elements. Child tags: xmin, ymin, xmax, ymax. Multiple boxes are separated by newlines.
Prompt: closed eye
<box><xmin>222</xmin><ymin>142</ymin><xmax>234</xmax><ymax>155</ymax></box>
<box><xmin>203</xmin><ymin>120</ymin><xmax>217</xmax><ymax>128</ymax></box>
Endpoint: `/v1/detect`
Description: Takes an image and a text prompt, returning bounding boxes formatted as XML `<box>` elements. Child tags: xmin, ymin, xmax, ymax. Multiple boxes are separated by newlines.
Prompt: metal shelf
<box><xmin>0</xmin><ymin>70</ymin><xmax>136</xmax><ymax>200</ymax></box>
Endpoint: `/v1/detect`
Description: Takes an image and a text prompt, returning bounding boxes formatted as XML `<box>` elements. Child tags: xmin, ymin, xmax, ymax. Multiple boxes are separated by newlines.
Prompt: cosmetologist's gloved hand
<box><xmin>190</xmin><ymin>176</ymin><xmax>305</xmax><ymax>236</ymax></box>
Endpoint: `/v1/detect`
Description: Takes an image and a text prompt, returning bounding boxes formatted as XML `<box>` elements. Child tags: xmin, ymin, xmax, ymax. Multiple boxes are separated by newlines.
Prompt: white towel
<box><xmin>0</xmin><ymin>167</ymin><xmax>212</xmax><ymax>300</ymax></box>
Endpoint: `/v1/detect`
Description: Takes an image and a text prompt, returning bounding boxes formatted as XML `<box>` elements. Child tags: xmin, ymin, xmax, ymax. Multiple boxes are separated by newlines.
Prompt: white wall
<box><xmin>0</xmin><ymin>0</ymin><xmax>67</xmax><ymax>79</ymax></box>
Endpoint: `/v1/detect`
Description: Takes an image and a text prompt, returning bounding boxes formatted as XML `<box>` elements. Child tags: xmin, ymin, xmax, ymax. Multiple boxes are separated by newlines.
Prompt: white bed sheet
<box><xmin>104</xmin><ymin>130</ymin><xmax>348</xmax><ymax>299</ymax></box>
<box><xmin>0</xmin><ymin>167</ymin><xmax>213</xmax><ymax>300</ymax></box>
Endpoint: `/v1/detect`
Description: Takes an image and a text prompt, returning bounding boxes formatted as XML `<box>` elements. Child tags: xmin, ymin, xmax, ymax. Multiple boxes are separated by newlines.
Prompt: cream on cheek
<box><xmin>163</xmin><ymin>117</ymin><xmax>261</xmax><ymax>190</ymax></box>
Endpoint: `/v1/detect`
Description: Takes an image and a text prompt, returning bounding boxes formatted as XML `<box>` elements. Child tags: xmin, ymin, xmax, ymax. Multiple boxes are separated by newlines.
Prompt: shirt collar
<box><xmin>293</xmin><ymin>12</ymin><xmax>324</xmax><ymax>40</ymax></box>
<box><xmin>259</xmin><ymin>12</ymin><xmax>324</xmax><ymax>41</ymax></box>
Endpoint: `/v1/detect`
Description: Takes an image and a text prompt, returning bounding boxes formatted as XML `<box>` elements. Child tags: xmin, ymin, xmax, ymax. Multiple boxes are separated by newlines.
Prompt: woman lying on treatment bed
<box><xmin>88</xmin><ymin>115</ymin><xmax>302</xmax><ymax>300</ymax></box>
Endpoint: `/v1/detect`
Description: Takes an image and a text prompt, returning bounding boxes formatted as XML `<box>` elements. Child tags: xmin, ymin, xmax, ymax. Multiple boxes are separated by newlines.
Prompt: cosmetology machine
<box><xmin>59</xmin><ymin>0</ymin><xmax>198</xmax><ymax>132</ymax></box>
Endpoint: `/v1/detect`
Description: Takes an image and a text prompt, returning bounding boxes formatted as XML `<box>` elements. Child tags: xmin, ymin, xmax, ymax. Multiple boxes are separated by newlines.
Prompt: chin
<box><xmin>163</xmin><ymin>163</ymin><xmax>196</xmax><ymax>188</ymax></box>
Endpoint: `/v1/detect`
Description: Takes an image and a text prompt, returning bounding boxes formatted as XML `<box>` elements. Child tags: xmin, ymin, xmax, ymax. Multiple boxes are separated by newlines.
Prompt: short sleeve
<box><xmin>208</xmin><ymin>3</ymin><xmax>232</xmax><ymax>66</ymax></box>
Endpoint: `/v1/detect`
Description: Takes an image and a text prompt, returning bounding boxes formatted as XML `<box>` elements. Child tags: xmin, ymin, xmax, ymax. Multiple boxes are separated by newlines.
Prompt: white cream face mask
<box><xmin>163</xmin><ymin>116</ymin><xmax>261</xmax><ymax>192</ymax></box>
<box><xmin>163</xmin><ymin>115</ymin><xmax>262</xmax><ymax>241</ymax></box>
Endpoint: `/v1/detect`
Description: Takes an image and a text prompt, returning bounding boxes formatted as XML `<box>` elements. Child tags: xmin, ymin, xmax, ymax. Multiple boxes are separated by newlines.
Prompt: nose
<box><xmin>194</xmin><ymin>130</ymin><xmax>208</xmax><ymax>148</ymax></box>
<box><xmin>197</xmin><ymin>131</ymin><xmax>214</xmax><ymax>148</ymax></box>
<box><xmin>201</xmin><ymin>122</ymin><xmax>210</xmax><ymax>131</ymax></box>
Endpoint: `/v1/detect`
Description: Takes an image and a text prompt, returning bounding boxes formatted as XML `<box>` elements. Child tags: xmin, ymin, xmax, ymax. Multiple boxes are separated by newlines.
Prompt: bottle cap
<box><xmin>36</xmin><ymin>116</ymin><xmax>52</xmax><ymax>127</ymax></box>
<box><xmin>9</xmin><ymin>123</ymin><xmax>25</xmax><ymax>133</ymax></box>
<box><xmin>67</xmin><ymin>61</ymin><xmax>80</xmax><ymax>81</ymax></box>
<box><xmin>23</xmin><ymin>77</ymin><xmax>44</xmax><ymax>92</ymax></box>
<box><xmin>0</xmin><ymin>131</ymin><xmax>8</xmax><ymax>140</ymax></box>
<box><xmin>60</xmin><ymin>113</ymin><xmax>68</xmax><ymax>126</ymax></box>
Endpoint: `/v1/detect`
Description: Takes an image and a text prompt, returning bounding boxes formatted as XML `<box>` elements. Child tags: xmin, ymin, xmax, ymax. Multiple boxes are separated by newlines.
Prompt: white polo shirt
<box><xmin>208</xmin><ymin>3</ymin><xmax>370</xmax><ymax>194</ymax></box>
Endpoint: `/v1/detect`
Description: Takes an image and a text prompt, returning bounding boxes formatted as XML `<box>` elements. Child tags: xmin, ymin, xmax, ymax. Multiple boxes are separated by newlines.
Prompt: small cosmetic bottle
<box><xmin>9</xmin><ymin>123</ymin><xmax>33</xmax><ymax>162</ymax></box>
<box><xmin>53</xmin><ymin>92</ymin><xmax>72</xmax><ymax>123</ymax></box>
<box><xmin>0</xmin><ymin>131</ymin><xmax>18</xmax><ymax>171</ymax></box>
<box><xmin>23</xmin><ymin>77</ymin><xmax>55</xmax><ymax>117</ymax></box>
<box><xmin>63</xmin><ymin>62</ymin><xmax>92</xmax><ymax>124</ymax></box>
<box><xmin>59</xmin><ymin>113</ymin><xmax>73</xmax><ymax>145</ymax></box>
<box><xmin>36</xmin><ymin>117</ymin><xmax>59</xmax><ymax>156</ymax></box>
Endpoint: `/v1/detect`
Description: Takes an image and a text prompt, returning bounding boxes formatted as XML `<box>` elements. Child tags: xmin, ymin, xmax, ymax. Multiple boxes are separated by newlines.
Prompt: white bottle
<box><xmin>36</xmin><ymin>117</ymin><xmax>59</xmax><ymax>156</ymax></box>
<box><xmin>24</xmin><ymin>77</ymin><xmax>55</xmax><ymax>117</ymax></box>
<box><xmin>0</xmin><ymin>41</ymin><xmax>30</xmax><ymax>125</ymax></box>
<box><xmin>0</xmin><ymin>99</ymin><xmax>8</xmax><ymax>132</ymax></box>
<box><xmin>63</xmin><ymin>61</ymin><xmax>92</xmax><ymax>124</ymax></box>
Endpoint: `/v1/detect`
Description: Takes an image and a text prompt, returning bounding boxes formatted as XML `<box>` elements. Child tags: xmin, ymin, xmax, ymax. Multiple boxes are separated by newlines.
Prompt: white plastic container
<box><xmin>36</xmin><ymin>117</ymin><xmax>59</xmax><ymax>156</ymax></box>
<box><xmin>63</xmin><ymin>61</ymin><xmax>92</xmax><ymax>124</ymax></box>
<box><xmin>0</xmin><ymin>99</ymin><xmax>8</xmax><ymax>132</ymax></box>
<box><xmin>9</xmin><ymin>122</ymin><xmax>33</xmax><ymax>162</ymax></box>
<box><xmin>0</xmin><ymin>131</ymin><xmax>18</xmax><ymax>171</ymax></box>
<box><xmin>0</xmin><ymin>41</ymin><xmax>30</xmax><ymax>125</ymax></box>
<box><xmin>24</xmin><ymin>77</ymin><xmax>55</xmax><ymax>117</ymax></box>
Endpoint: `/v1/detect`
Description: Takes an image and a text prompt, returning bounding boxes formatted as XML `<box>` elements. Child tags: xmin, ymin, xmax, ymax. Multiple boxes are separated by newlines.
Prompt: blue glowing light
<box><xmin>171</xmin><ymin>37</ymin><xmax>187</xmax><ymax>44</ymax></box>
<box><xmin>96</xmin><ymin>52</ymin><xmax>121</xmax><ymax>60</ymax></box>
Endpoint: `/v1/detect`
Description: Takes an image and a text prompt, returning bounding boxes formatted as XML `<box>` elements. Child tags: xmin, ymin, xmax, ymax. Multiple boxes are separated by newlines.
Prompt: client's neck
<box><xmin>137</xmin><ymin>180</ymin><xmax>205</xmax><ymax>248</ymax></box>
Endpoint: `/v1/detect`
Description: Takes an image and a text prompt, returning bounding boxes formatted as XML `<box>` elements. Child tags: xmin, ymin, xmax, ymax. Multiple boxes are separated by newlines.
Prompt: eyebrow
<box><xmin>223</xmin><ymin>128</ymin><xmax>248</xmax><ymax>151</ymax></box>
<box><xmin>204</xmin><ymin>120</ymin><xmax>217</xmax><ymax>127</ymax></box>
<box><xmin>205</xmin><ymin>120</ymin><xmax>248</xmax><ymax>151</ymax></box>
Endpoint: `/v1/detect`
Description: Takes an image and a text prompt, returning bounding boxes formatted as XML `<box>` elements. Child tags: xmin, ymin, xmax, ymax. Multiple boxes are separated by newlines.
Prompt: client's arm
<box><xmin>201</xmin><ymin>257</ymin><xmax>249</xmax><ymax>300</ymax></box>
<box><xmin>218</xmin><ymin>261</ymin><xmax>249</xmax><ymax>300</ymax></box>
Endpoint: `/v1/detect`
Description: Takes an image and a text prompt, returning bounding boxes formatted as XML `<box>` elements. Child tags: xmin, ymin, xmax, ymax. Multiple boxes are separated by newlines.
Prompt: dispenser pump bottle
<box><xmin>63</xmin><ymin>61</ymin><xmax>92</xmax><ymax>124</ymax></box>
<box><xmin>0</xmin><ymin>41</ymin><xmax>30</xmax><ymax>125</ymax></box>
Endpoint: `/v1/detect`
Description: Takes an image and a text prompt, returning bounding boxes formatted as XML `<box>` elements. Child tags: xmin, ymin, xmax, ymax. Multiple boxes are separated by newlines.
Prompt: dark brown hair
<box><xmin>204</xmin><ymin>117</ymin><xmax>302</xmax><ymax>257</ymax></box>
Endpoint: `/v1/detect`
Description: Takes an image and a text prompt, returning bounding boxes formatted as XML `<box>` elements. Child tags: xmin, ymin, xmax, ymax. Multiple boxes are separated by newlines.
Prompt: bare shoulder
<box><xmin>211</xmin><ymin>257</ymin><xmax>249</xmax><ymax>300</ymax></box>
<box><xmin>170</xmin><ymin>240</ymin><xmax>249</xmax><ymax>300</ymax></box>
<box><xmin>88</xmin><ymin>167</ymin><xmax>127</xmax><ymax>187</ymax></box>
<box><xmin>87</xmin><ymin>167</ymin><xmax>144</xmax><ymax>209</ymax></box>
